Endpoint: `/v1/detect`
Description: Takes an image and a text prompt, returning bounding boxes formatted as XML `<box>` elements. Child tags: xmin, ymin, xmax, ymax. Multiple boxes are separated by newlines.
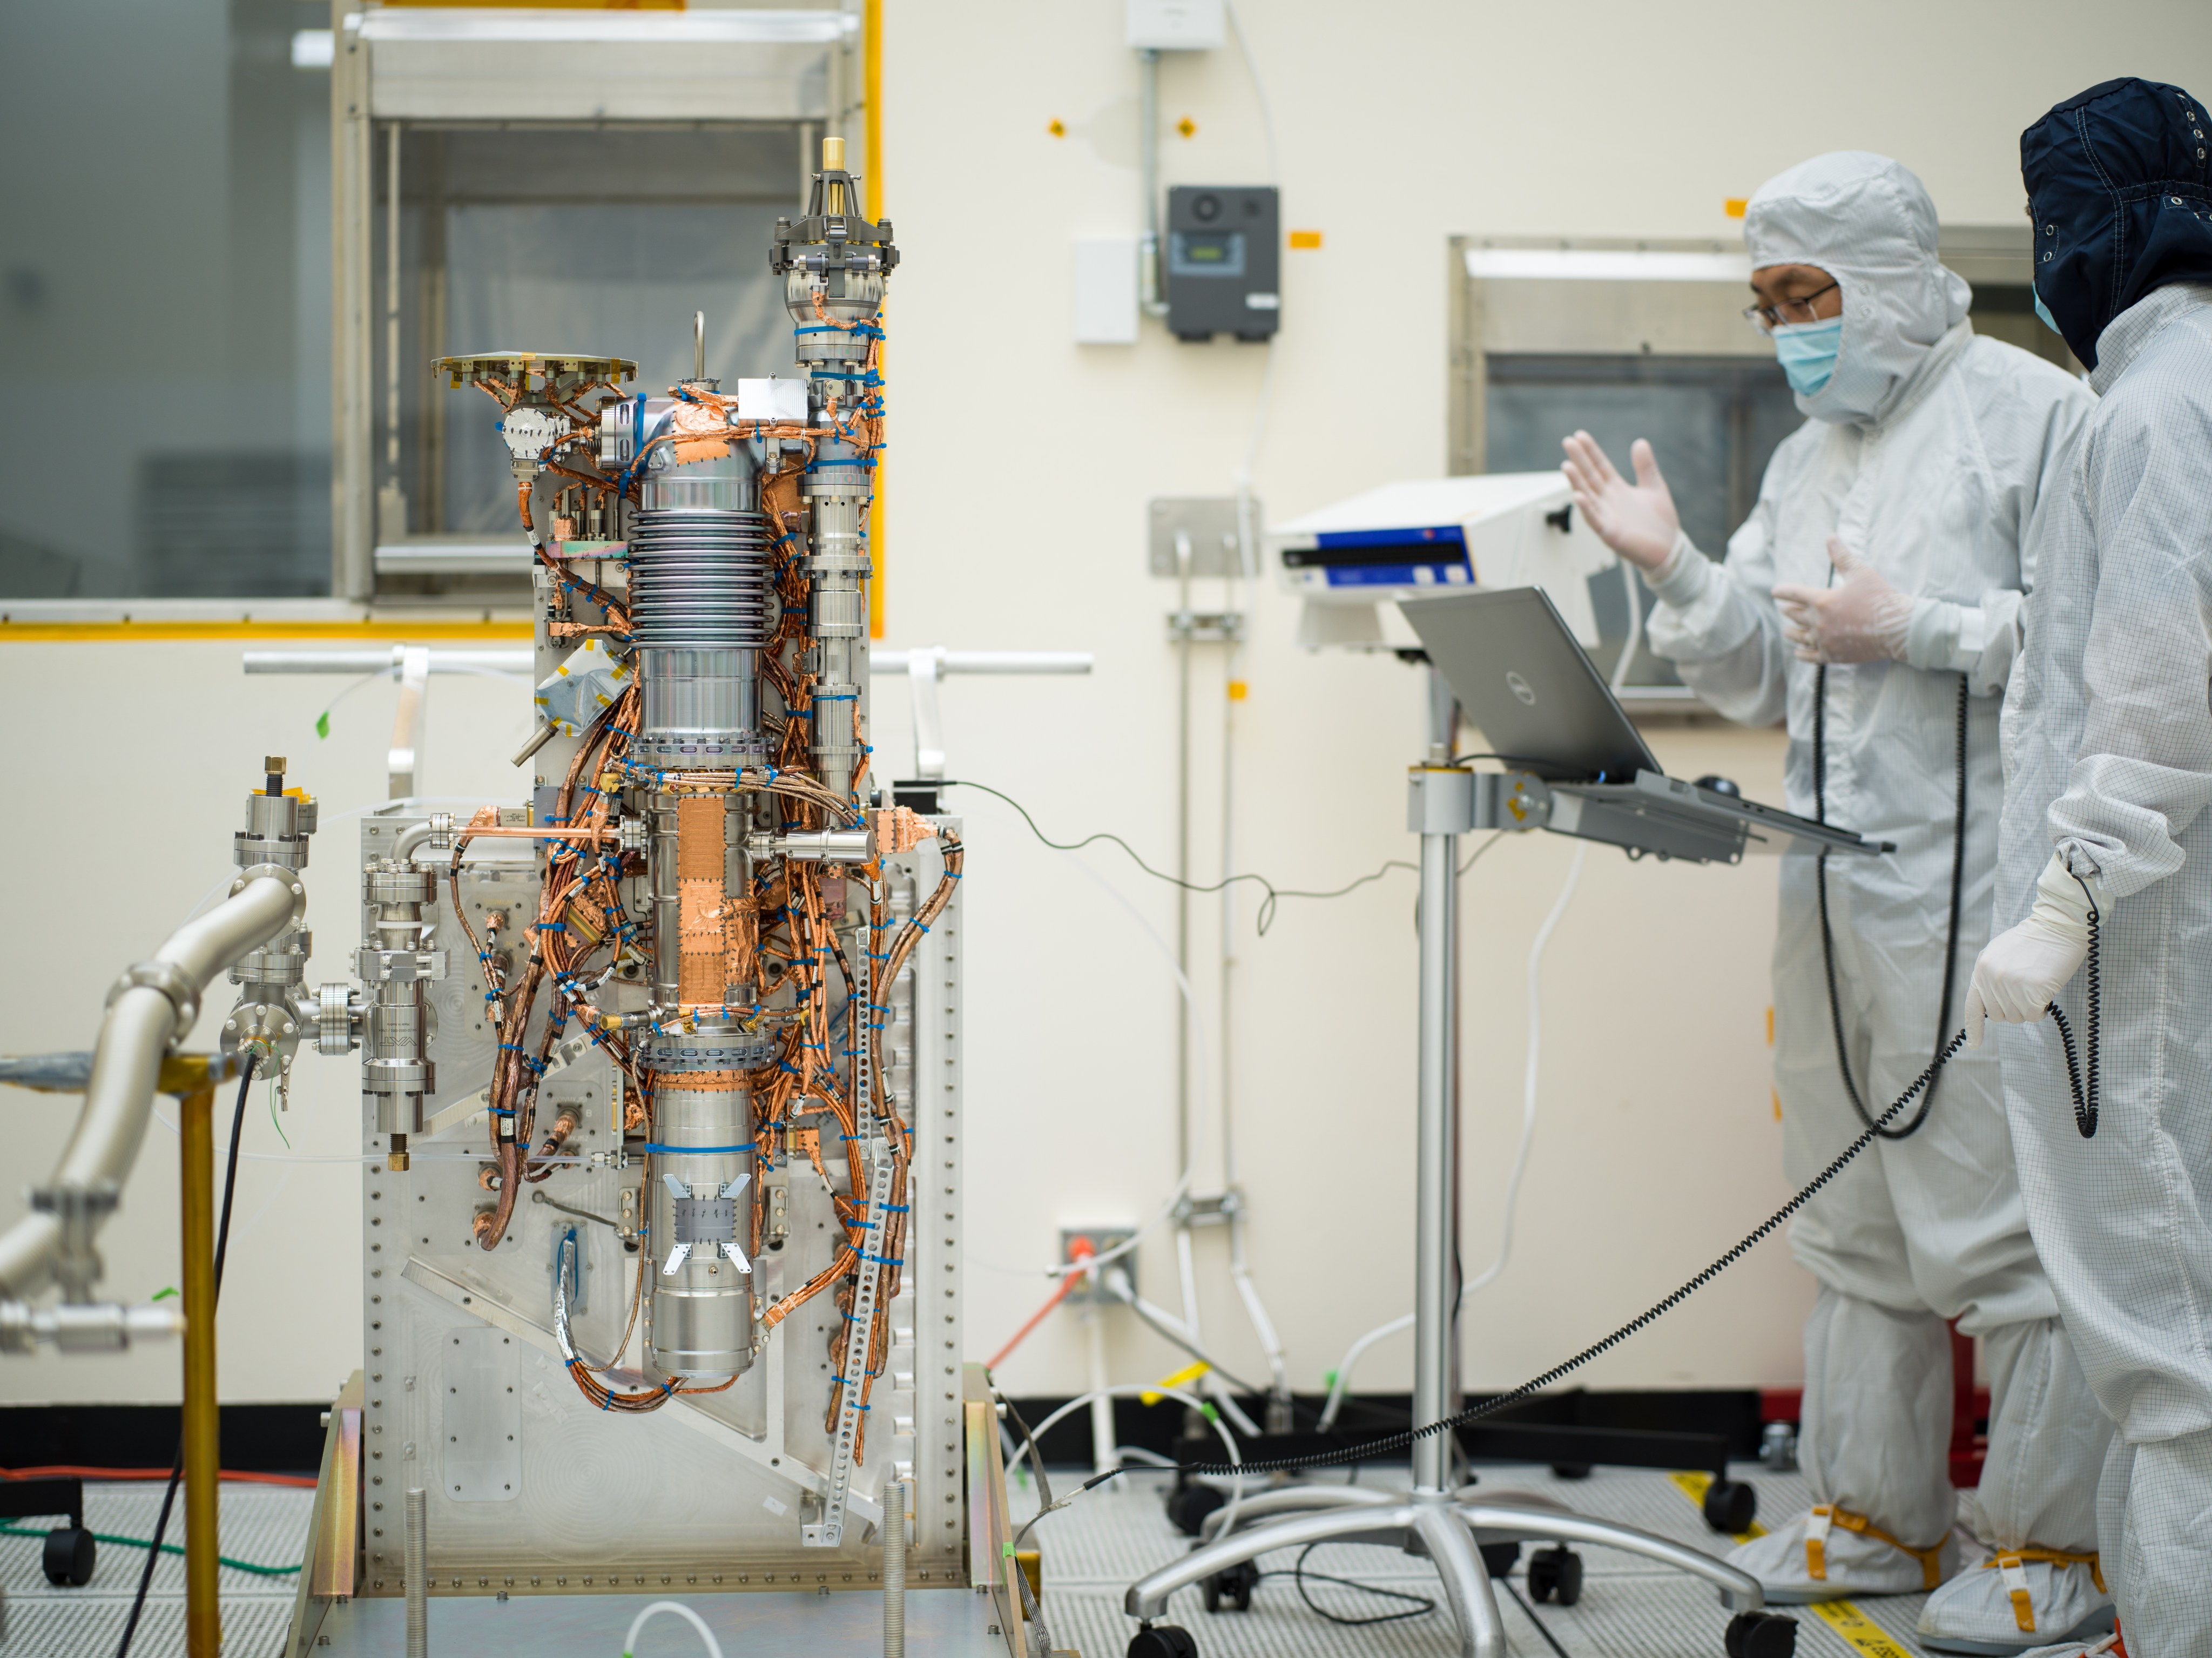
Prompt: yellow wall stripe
<box><xmin>0</xmin><ymin>619</ymin><xmax>532</xmax><ymax>643</ymax></box>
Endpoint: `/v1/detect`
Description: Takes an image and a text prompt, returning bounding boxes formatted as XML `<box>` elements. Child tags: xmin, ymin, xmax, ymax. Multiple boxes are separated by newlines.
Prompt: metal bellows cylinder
<box><xmin>629</xmin><ymin>472</ymin><xmax>771</xmax><ymax>764</ymax></box>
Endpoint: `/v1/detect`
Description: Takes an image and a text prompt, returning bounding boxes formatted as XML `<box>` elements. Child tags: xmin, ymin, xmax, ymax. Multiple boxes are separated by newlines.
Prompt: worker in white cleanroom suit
<box><xmin>1561</xmin><ymin>152</ymin><xmax>2110</xmax><ymax>1653</ymax></box>
<box><xmin>1966</xmin><ymin>77</ymin><xmax>2212</xmax><ymax>1658</ymax></box>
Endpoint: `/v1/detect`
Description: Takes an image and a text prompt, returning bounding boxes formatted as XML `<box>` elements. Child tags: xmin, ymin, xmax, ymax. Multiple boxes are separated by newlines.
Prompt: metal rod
<box><xmin>180</xmin><ymin>1083</ymin><xmax>220</xmax><ymax>1658</ymax></box>
<box><xmin>1412</xmin><ymin>689</ymin><xmax>1460</xmax><ymax>1497</ymax></box>
<box><xmin>404</xmin><ymin>1487</ymin><xmax>428</xmax><ymax>1657</ymax></box>
<box><xmin>1174</xmin><ymin>531</ymin><xmax>1192</xmax><ymax>1197</ymax></box>
<box><xmin>693</xmin><ymin>310</ymin><xmax>706</xmax><ymax>383</ymax></box>
<box><xmin>1138</xmin><ymin>48</ymin><xmax>1165</xmax><ymax>315</ymax></box>
<box><xmin>882</xmin><ymin>1475</ymin><xmax>906</xmax><ymax>1658</ymax></box>
<box><xmin>385</xmin><ymin>123</ymin><xmax>401</xmax><ymax>480</ymax></box>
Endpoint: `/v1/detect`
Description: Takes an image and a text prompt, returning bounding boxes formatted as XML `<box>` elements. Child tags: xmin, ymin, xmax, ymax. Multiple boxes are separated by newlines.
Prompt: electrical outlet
<box><xmin>1058</xmin><ymin>1226</ymin><xmax>1134</xmax><ymax>1305</ymax></box>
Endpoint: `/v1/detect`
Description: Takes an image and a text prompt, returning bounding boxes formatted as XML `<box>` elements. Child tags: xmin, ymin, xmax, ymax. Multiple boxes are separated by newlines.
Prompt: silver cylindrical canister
<box><xmin>647</xmin><ymin>1073</ymin><xmax>758</xmax><ymax>1377</ymax></box>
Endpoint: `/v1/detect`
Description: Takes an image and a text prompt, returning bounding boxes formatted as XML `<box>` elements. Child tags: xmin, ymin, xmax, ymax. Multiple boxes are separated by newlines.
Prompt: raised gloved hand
<box><xmin>1560</xmin><ymin>432</ymin><xmax>1681</xmax><ymax>572</ymax></box>
<box><xmin>1772</xmin><ymin>538</ymin><xmax>1916</xmax><ymax>664</ymax></box>
<box><xmin>1965</xmin><ymin>855</ymin><xmax>2100</xmax><ymax>1048</ymax></box>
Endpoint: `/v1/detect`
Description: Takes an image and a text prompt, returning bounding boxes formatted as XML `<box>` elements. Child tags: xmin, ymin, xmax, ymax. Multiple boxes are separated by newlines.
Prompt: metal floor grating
<box><xmin>4</xmin><ymin>1465</ymin><xmax>1974</xmax><ymax>1656</ymax></box>
<box><xmin>1</xmin><ymin>1481</ymin><xmax>313</xmax><ymax>1657</ymax></box>
<box><xmin>1017</xmin><ymin>1465</ymin><xmax>1956</xmax><ymax>1658</ymax></box>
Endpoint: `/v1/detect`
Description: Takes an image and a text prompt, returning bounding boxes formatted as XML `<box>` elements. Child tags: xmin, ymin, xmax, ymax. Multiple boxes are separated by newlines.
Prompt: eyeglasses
<box><xmin>1743</xmin><ymin>280</ymin><xmax>1840</xmax><ymax>334</ymax></box>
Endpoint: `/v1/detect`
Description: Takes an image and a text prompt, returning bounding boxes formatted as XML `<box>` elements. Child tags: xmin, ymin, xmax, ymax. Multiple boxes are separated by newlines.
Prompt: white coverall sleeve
<box><xmin>1643</xmin><ymin>494</ymin><xmax>1791</xmax><ymax>727</ymax></box>
<box><xmin>1904</xmin><ymin>589</ymin><xmax>2022</xmax><ymax>695</ymax></box>
<box><xmin>1913</xmin><ymin>364</ymin><xmax>2096</xmax><ymax>696</ymax></box>
<box><xmin>2045</xmin><ymin>396</ymin><xmax>2212</xmax><ymax>900</ymax></box>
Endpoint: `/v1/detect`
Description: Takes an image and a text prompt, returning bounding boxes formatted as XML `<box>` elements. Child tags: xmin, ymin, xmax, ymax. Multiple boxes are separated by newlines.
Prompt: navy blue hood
<box><xmin>2020</xmin><ymin>78</ymin><xmax>2212</xmax><ymax>370</ymax></box>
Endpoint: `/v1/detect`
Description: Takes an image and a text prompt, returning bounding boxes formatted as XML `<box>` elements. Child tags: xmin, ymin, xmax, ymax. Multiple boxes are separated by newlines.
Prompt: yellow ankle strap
<box><xmin>1983</xmin><ymin>1548</ymin><xmax>2106</xmax><ymax>1634</ymax></box>
<box><xmin>1804</xmin><ymin>1504</ymin><xmax>1945</xmax><ymax>1590</ymax></box>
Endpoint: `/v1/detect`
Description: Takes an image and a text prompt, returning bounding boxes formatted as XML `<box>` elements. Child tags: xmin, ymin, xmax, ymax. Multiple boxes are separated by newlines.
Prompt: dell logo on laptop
<box><xmin>1506</xmin><ymin>670</ymin><xmax>1537</xmax><ymax>706</ymax></box>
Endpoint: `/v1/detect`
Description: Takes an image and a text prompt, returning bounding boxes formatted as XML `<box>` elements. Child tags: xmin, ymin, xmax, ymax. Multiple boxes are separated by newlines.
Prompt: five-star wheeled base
<box><xmin>1122</xmin><ymin>1484</ymin><xmax>1795</xmax><ymax>1658</ymax></box>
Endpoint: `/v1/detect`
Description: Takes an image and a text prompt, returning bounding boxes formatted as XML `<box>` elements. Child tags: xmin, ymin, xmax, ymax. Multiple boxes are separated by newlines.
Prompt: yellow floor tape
<box><xmin>1669</xmin><ymin>1472</ymin><xmax>1919</xmax><ymax>1658</ymax></box>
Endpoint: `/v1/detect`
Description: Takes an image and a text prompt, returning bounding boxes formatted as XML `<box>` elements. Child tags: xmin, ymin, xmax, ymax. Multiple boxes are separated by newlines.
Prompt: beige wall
<box><xmin>5</xmin><ymin>2</ymin><xmax>2208</xmax><ymax>1408</ymax></box>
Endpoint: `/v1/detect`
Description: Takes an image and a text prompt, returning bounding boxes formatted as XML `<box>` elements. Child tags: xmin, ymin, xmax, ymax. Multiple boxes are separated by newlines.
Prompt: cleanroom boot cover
<box><xmin>1917</xmin><ymin>1560</ymin><xmax>2114</xmax><ymax>1656</ymax></box>
<box><xmin>1738</xmin><ymin>1290</ymin><xmax>1960</xmax><ymax>1600</ymax></box>
<box><xmin>1726</xmin><ymin>1512</ymin><xmax>1961</xmax><ymax>1603</ymax></box>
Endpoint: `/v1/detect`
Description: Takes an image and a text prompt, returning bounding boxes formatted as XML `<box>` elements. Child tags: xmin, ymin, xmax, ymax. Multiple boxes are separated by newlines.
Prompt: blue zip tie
<box><xmin>640</xmin><ymin>1142</ymin><xmax>756</xmax><ymax>1155</ymax></box>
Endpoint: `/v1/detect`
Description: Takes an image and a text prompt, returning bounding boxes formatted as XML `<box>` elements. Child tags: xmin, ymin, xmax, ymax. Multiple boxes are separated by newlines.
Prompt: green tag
<box><xmin>314</xmin><ymin>710</ymin><xmax>331</xmax><ymax>739</ymax></box>
<box><xmin>151</xmin><ymin>1286</ymin><xmax>177</xmax><ymax>1302</ymax></box>
<box><xmin>1199</xmin><ymin>1401</ymin><xmax>1218</xmax><ymax>1423</ymax></box>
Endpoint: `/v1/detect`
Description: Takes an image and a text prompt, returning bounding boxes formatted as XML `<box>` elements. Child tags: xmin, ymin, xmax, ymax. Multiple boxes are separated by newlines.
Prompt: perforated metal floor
<box><xmin>0</xmin><ymin>1479</ymin><xmax>313</xmax><ymax>1658</ymax></box>
<box><xmin>1015</xmin><ymin>1464</ymin><xmax>1959</xmax><ymax>1658</ymax></box>
<box><xmin>8</xmin><ymin>1466</ymin><xmax>1974</xmax><ymax>1657</ymax></box>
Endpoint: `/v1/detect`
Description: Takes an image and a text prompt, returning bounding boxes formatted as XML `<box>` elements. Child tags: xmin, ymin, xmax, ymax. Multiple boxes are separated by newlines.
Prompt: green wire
<box><xmin>0</xmin><ymin>1522</ymin><xmax>301</xmax><ymax>1577</ymax></box>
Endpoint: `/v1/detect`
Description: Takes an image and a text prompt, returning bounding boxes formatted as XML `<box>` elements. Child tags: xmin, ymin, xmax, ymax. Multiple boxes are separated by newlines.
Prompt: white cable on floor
<box><xmin>619</xmin><ymin>1599</ymin><xmax>724</xmax><ymax>1658</ymax></box>
<box><xmin>1017</xmin><ymin>1383</ymin><xmax>1245</xmax><ymax>1546</ymax></box>
<box><xmin>1318</xmin><ymin>555</ymin><xmax>1643</xmax><ymax>1431</ymax></box>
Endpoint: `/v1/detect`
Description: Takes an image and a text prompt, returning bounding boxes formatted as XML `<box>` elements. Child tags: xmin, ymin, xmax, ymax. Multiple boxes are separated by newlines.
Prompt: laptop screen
<box><xmin>1400</xmin><ymin>587</ymin><xmax>1661</xmax><ymax>783</ymax></box>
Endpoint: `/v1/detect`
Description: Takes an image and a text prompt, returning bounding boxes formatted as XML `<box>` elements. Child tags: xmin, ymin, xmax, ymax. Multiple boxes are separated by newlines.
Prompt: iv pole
<box><xmin>1123</xmin><ymin>667</ymin><xmax>1778</xmax><ymax>1658</ymax></box>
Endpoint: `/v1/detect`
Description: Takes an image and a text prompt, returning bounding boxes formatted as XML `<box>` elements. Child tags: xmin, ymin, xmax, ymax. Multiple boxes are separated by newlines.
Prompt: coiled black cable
<box><xmin>2046</xmin><ymin>870</ymin><xmax>2103</xmax><ymax>1138</ymax></box>
<box><xmin>1813</xmin><ymin>666</ymin><xmax>1970</xmax><ymax>1140</ymax></box>
<box><xmin>1175</xmin><ymin>1028</ymin><xmax>1968</xmax><ymax>1478</ymax></box>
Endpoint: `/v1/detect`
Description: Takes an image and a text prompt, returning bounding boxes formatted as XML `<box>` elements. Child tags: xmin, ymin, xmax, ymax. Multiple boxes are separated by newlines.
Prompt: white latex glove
<box><xmin>1560</xmin><ymin>432</ymin><xmax>1680</xmax><ymax>572</ymax></box>
<box><xmin>1964</xmin><ymin>855</ymin><xmax>2100</xmax><ymax>1048</ymax></box>
<box><xmin>1772</xmin><ymin>537</ymin><xmax>1916</xmax><ymax>664</ymax></box>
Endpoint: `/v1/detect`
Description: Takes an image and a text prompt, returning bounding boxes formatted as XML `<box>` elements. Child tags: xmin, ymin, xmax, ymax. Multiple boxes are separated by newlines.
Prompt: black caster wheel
<box><xmin>1550</xmin><ymin>1461</ymin><xmax>1593</xmax><ymax>1480</ymax></box>
<box><xmin>1164</xmin><ymin>1481</ymin><xmax>1226</xmax><ymax>1538</ymax></box>
<box><xmin>1478</xmin><ymin>1540</ymin><xmax>1520</xmax><ymax>1579</ymax></box>
<box><xmin>1129</xmin><ymin>1623</ymin><xmax>1199</xmax><ymax>1658</ymax></box>
<box><xmin>1527</xmin><ymin>1545</ymin><xmax>1583</xmax><ymax>1606</ymax></box>
<box><xmin>1703</xmin><ymin>1479</ymin><xmax>1758</xmax><ymax>1535</ymax></box>
<box><xmin>42</xmin><ymin>1525</ymin><xmax>96</xmax><ymax>1587</ymax></box>
<box><xmin>1200</xmin><ymin>1559</ymin><xmax>1258</xmax><ymax>1613</ymax></box>
<box><xmin>1725</xmin><ymin>1610</ymin><xmax>1798</xmax><ymax>1658</ymax></box>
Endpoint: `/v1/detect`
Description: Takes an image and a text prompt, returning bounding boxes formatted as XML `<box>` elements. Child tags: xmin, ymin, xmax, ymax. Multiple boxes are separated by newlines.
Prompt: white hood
<box><xmin>1745</xmin><ymin>151</ymin><xmax>1973</xmax><ymax>426</ymax></box>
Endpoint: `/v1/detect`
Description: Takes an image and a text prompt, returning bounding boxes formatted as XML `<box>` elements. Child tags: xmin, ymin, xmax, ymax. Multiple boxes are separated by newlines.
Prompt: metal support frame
<box><xmin>870</xmin><ymin>648</ymin><xmax>1092</xmax><ymax>781</ymax></box>
<box><xmin>179</xmin><ymin>1079</ymin><xmax>222</xmax><ymax>1658</ymax></box>
<box><xmin>1123</xmin><ymin>668</ymin><xmax>1772</xmax><ymax>1657</ymax></box>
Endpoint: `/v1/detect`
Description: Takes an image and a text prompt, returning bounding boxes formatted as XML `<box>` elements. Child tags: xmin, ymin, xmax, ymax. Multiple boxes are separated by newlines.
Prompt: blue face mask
<box><xmin>2033</xmin><ymin>286</ymin><xmax>2062</xmax><ymax>335</ymax></box>
<box><xmin>1772</xmin><ymin>315</ymin><xmax>1844</xmax><ymax>396</ymax></box>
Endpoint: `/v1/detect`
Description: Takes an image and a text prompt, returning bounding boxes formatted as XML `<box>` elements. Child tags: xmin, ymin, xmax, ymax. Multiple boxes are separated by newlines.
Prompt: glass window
<box><xmin>0</xmin><ymin>0</ymin><xmax>333</xmax><ymax>598</ymax></box>
<box><xmin>1486</xmin><ymin>355</ymin><xmax>1803</xmax><ymax>686</ymax></box>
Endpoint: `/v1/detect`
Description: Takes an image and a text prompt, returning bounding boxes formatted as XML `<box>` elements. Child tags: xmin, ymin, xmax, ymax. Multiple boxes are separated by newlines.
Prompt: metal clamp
<box><xmin>30</xmin><ymin>1182</ymin><xmax>119</xmax><ymax>1302</ymax></box>
<box><xmin>318</xmin><ymin>982</ymin><xmax>363</xmax><ymax>1056</ymax></box>
<box><xmin>230</xmin><ymin>864</ymin><xmax>311</xmax><ymax>927</ymax></box>
<box><xmin>353</xmin><ymin>947</ymin><xmax>449</xmax><ymax>985</ymax></box>
<box><xmin>618</xmin><ymin>817</ymin><xmax>648</xmax><ymax>855</ymax></box>
<box><xmin>426</xmin><ymin>812</ymin><xmax>455</xmax><ymax>852</ymax></box>
<box><xmin>106</xmin><ymin>959</ymin><xmax>204</xmax><ymax>1043</ymax></box>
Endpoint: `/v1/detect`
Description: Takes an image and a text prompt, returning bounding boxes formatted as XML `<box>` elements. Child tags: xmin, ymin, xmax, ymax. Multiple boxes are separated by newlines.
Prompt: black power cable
<box><xmin>1812</xmin><ymin>666</ymin><xmax>1970</xmax><ymax>1140</ymax></box>
<box><xmin>2047</xmin><ymin>870</ymin><xmax>2103</xmax><ymax>1138</ymax></box>
<box><xmin>1280</xmin><ymin>1542</ymin><xmax>1437</xmax><ymax>1627</ymax></box>
<box><xmin>115</xmin><ymin>1056</ymin><xmax>258</xmax><ymax>1658</ymax></box>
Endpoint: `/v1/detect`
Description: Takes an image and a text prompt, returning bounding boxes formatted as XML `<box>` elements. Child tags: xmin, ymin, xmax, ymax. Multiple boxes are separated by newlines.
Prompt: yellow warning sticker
<box><xmin>1667</xmin><ymin>1472</ymin><xmax>1920</xmax><ymax>1658</ymax></box>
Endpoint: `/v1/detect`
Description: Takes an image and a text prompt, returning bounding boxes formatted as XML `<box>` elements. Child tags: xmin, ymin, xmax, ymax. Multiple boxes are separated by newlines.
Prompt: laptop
<box><xmin>1400</xmin><ymin>586</ymin><xmax>1891</xmax><ymax>863</ymax></box>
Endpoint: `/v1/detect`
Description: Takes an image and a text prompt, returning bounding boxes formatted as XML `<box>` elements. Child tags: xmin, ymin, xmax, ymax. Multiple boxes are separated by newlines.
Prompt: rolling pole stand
<box><xmin>1123</xmin><ymin>694</ymin><xmax>1792</xmax><ymax>1658</ymax></box>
